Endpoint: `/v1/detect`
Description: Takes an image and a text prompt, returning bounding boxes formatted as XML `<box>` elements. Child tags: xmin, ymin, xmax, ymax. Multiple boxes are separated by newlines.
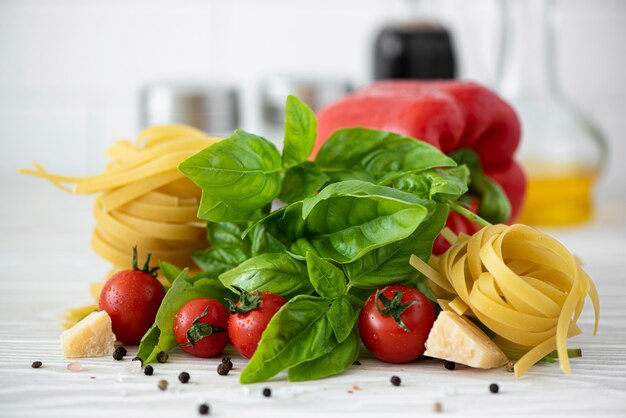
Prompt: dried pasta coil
<box><xmin>411</xmin><ymin>224</ymin><xmax>599</xmax><ymax>377</ymax></box>
<box><xmin>21</xmin><ymin>124</ymin><xmax>220</xmax><ymax>269</ymax></box>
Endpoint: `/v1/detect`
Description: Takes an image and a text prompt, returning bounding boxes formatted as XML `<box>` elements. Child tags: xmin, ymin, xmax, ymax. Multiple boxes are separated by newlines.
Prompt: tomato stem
<box><xmin>183</xmin><ymin>306</ymin><xmax>226</xmax><ymax>347</ymax></box>
<box><xmin>131</xmin><ymin>245</ymin><xmax>159</xmax><ymax>277</ymax></box>
<box><xmin>375</xmin><ymin>289</ymin><xmax>417</xmax><ymax>332</ymax></box>
<box><xmin>227</xmin><ymin>286</ymin><xmax>261</xmax><ymax>314</ymax></box>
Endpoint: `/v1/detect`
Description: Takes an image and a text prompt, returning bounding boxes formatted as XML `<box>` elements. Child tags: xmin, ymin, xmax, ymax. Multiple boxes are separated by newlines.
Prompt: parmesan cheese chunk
<box><xmin>424</xmin><ymin>310</ymin><xmax>508</xmax><ymax>369</ymax></box>
<box><xmin>60</xmin><ymin>311</ymin><xmax>116</xmax><ymax>358</ymax></box>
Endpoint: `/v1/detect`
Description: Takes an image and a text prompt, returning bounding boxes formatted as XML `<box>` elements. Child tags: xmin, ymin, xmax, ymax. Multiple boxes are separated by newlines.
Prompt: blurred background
<box><xmin>0</xmin><ymin>0</ymin><xmax>624</xmax><ymax>211</ymax></box>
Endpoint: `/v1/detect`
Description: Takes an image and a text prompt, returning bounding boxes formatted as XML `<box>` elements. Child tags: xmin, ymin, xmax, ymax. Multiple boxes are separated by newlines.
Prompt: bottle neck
<box><xmin>497</xmin><ymin>0</ymin><xmax>558</xmax><ymax>99</ymax></box>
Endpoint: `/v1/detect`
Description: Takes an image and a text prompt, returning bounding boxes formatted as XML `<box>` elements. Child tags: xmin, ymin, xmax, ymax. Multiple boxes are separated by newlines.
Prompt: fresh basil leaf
<box><xmin>136</xmin><ymin>324</ymin><xmax>160</xmax><ymax>361</ymax></box>
<box><xmin>159</xmin><ymin>261</ymin><xmax>182</xmax><ymax>285</ymax></box>
<box><xmin>288</xmin><ymin>328</ymin><xmax>359</xmax><ymax>382</ymax></box>
<box><xmin>179</xmin><ymin>129</ymin><xmax>282</xmax><ymax>222</ymax></box>
<box><xmin>137</xmin><ymin>270</ymin><xmax>232</xmax><ymax>364</ymax></box>
<box><xmin>192</xmin><ymin>245</ymin><xmax>249</xmax><ymax>277</ymax></box>
<box><xmin>326</xmin><ymin>296</ymin><xmax>356</xmax><ymax>343</ymax></box>
<box><xmin>305</xmin><ymin>252</ymin><xmax>346</xmax><ymax>299</ymax></box>
<box><xmin>294</xmin><ymin>181</ymin><xmax>428</xmax><ymax>263</ymax></box>
<box><xmin>450</xmin><ymin>148</ymin><xmax>511</xmax><ymax>223</ymax></box>
<box><xmin>282</xmin><ymin>95</ymin><xmax>317</xmax><ymax>169</ymax></box>
<box><xmin>345</xmin><ymin>201</ymin><xmax>448</xmax><ymax>289</ymax></box>
<box><xmin>279</xmin><ymin>162</ymin><xmax>329</xmax><ymax>204</ymax></box>
<box><xmin>218</xmin><ymin>253</ymin><xmax>313</xmax><ymax>299</ymax></box>
<box><xmin>316</xmin><ymin>128</ymin><xmax>456</xmax><ymax>183</ymax></box>
<box><xmin>206</xmin><ymin>221</ymin><xmax>250</xmax><ymax>249</ymax></box>
<box><xmin>240</xmin><ymin>295</ymin><xmax>336</xmax><ymax>383</ymax></box>
<box><xmin>249</xmin><ymin>223</ymin><xmax>287</xmax><ymax>256</ymax></box>
<box><xmin>393</xmin><ymin>166</ymin><xmax>470</xmax><ymax>202</ymax></box>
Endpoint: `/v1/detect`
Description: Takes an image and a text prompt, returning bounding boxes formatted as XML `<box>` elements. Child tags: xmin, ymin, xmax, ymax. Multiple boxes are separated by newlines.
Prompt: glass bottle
<box><xmin>496</xmin><ymin>0</ymin><xmax>607</xmax><ymax>226</ymax></box>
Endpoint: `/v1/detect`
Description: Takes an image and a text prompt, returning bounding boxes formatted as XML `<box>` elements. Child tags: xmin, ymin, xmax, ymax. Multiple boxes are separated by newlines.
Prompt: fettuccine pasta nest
<box><xmin>21</xmin><ymin>125</ymin><xmax>220</xmax><ymax>269</ymax></box>
<box><xmin>411</xmin><ymin>224</ymin><xmax>599</xmax><ymax>377</ymax></box>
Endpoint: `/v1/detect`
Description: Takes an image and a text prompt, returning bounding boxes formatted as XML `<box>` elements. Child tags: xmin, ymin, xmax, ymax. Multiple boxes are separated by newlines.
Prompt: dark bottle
<box><xmin>374</xmin><ymin>21</ymin><xmax>456</xmax><ymax>80</ymax></box>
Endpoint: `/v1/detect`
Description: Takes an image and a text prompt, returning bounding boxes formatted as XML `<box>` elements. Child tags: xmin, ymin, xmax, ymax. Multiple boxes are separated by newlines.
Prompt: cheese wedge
<box><xmin>424</xmin><ymin>310</ymin><xmax>508</xmax><ymax>369</ymax></box>
<box><xmin>60</xmin><ymin>311</ymin><xmax>116</xmax><ymax>358</ymax></box>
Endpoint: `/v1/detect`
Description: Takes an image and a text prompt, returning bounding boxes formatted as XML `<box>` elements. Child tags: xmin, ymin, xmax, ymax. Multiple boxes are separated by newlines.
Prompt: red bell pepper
<box><xmin>314</xmin><ymin>80</ymin><xmax>525</xmax><ymax>253</ymax></box>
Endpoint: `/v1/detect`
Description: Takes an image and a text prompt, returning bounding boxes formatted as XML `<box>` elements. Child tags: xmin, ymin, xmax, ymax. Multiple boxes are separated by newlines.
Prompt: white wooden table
<box><xmin>1</xmin><ymin>176</ymin><xmax>625</xmax><ymax>417</ymax></box>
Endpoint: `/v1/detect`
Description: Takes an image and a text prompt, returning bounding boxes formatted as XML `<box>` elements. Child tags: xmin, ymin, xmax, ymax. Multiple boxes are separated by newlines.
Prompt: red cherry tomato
<box><xmin>358</xmin><ymin>284</ymin><xmax>436</xmax><ymax>363</ymax></box>
<box><xmin>228</xmin><ymin>289</ymin><xmax>287</xmax><ymax>359</ymax></box>
<box><xmin>98</xmin><ymin>248</ymin><xmax>165</xmax><ymax>344</ymax></box>
<box><xmin>173</xmin><ymin>298</ymin><xmax>229</xmax><ymax>358</ymax></box>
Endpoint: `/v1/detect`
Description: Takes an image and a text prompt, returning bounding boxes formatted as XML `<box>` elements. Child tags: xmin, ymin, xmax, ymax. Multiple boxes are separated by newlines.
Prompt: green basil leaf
<box><xmin>249</xmin><ymin>223</ymin><xmax>287</xmax><ymax>256</ymax></box>
<box><xmin>159</xmin><ymin>261</ymin><xmax>182</xmax><ymax>285</ymax></box>
<box><xmin>279</xmin><ymin>162</ymin><xmax>329</xmax><ymax>204</ymax></box>
<box><xmin>137</xmin><ymin>270</ymin><xmax>232</xmax><ymax>364</ymax></box>
<box><xmin>282</xmin><ymin>95</ymin><xmax>317</xmax><ymax>169</ymax></box>
<box><xmin>294</xmin><ymin>181</ymin><xmax>428</xmax><ymax>263</ymax></box>
<box><xmin>218</xmin><ymin>253</ymin><xmax>313</xmax><ymax>299</ymax></box>
<box><xmin>316</xmin><ymin>128</ymin><xmax>456</xmax><ymax>183</ymax></box>
<box><xmin>206</xmin><ymin>221</ymin><xmax>250</xmax><ymax>249</ymax></box>
<box><xmin>240</xmin><ymin>295</ymin><xmax>336</xmax><ymax>383</ymax></box>
<box><xmin>179</xmin><ymin>129</ymin><xmax>282</xmax><ymax>222</ymax></box>
<box><xmin>450</xmin><ymin>148</ymin><xmax>511</xmax><ymax>223</ymax></box>
<box><xmin>288</xmin><ymin>328</ymin><xmax>359</xmax><ymax>382</ymax></box>
<box><xmin>136</xmin><ymin>324</ymin><xmax>160</xmax><ymax>361</ymax></box>
<box><xmin>192</xmin><ymin>245</ymin><xmax>249</xmax><ymax>277</ymax></box>
<box><xmin>345</xmin><ymin>201</ymin><xmax>448</xmax><ymax>289</ymax></box>
<box><xmin>326</xmin><ymin>296</ymin><xmax>356</xmax><ymax>343</ymax></box>
<box><xmin>393</xmin><ymin>166</ymin><xmax>470</xmax><ymax>202</ymax></box>
<box><xmin>305</xmin><ymin>252</ymin><xmax>346</xmax><ymax>299</ymax></box>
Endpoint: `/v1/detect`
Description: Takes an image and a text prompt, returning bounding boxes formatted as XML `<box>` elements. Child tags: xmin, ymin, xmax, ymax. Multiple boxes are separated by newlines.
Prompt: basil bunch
<box><xmin>140</xmin><ymin>96</ymin><xmax>471</xmax><ymax>382</ymax></box>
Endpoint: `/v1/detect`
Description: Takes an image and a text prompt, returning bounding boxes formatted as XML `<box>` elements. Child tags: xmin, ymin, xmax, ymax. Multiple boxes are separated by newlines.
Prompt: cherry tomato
<box><xmin>228</xmin><ymin>288</ymin><xmax>287</xmax><ymax>359</ymax></box>
<box><xmin>174</xmin><ymin>298</ymin><xmax>229</xmax><ymax>358</ymax></box>
<box><xmin>98</xmin><ymin>248</ymin><xmax>165</xmax><ymax>344</ymax></box>
<box><xmin>358</xmin><ymin>284</ymin><xmax>436</xmax><ymax>363</ymax></box>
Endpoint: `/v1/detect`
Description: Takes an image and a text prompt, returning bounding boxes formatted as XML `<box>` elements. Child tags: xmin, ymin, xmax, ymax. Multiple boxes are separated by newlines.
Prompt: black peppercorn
<box><xmin>144</xmin><ymin>365</ymin><xmax>154</xmax><ymax>376</ymax></box>
<box><xmin>31</xmin><ymin>361</ymin><xmax>42</xmax><ymax>369</ymax></box>
<box><xmin>217</xmin><ymin>363</ymin><xmax>229</xmax><ymax>376</ymax></box>
<box><xmin>198</xmin><ymin>403</ymin><xmax>210</xmax><ymax>415</ymax></box>
<box><xmin>179</xmin><ymin>371</ymin><xmax>190</xmax><ymax>384</ymax></box>
<box><xmin>221</xmin><ymin>356</ymin><xmax>233</xmax><ymax>370</ymax></box>
<box><xmin>489</xmin><ymin>383</ymin><xmax>499</xmax><ymax>393</ymax></box>
<box><xmin>156</xmin><ymin>351</ymin><xmax>168</xmax><ymax>363</ymax></box>
<box><xmin>262</xmin><ymin>387</ymin><xmax>272</xmax><ymax>397</ymax></box>
<box><xmin>390</xmin><ymin>375</ymin><xmax>401</xmax><ymax>386</ymax></box>
<box><xmin>444</xmin><ymin>360</ymin><xmax>456</xmax><ymax>370</ymax></box>
<box><xmin>112</xmin><ymin>346</ymin><xmax>127</xmax><ymax>361</ymax></box>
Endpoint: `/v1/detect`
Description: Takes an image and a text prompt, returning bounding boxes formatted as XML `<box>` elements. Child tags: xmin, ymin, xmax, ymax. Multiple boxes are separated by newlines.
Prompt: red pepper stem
<box><xmin>449</xmin><ymin>202</ymin><xmax>492</xmax><ymax>228</ymax></box>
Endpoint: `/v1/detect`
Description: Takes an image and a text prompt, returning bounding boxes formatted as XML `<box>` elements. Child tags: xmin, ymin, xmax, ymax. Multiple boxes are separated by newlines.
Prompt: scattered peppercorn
<box><xmin>132</xmin><ymin>356</ymin><xmax>143</xmax><ymax>366</ymax></box>
<box><xmin>198</xmin><ymin>403</ymin><xmax>210</xmax><ymax>415</ymax></box>
<box><xmin>158</xmin><ymin>380</ymin><xmax>168</xmax><ymax>391</ymax></box>
<box><xmin>444</xmin><ymin>360</ymin><xmax>456</xmax><ymax>371</ymax></box>
<box><xmin>262</xmin><ymin>387</ymin><xmax>272</xmax><ymax>397</ymax></box>
<box><xmin>112</xmin><ymin>346</ymin><xmax>127</xmax><ymax>361</ymax></box>
<box><xmin>179</xmin><ymin>372</ymin><xmax>190</xmax><ymax>384</ymax></box>
<box><xmin>156</xmin><ymin>351</ymin><xmax>169</xmax><ymax>363</ymax></box>
<box><xmin>144</xmin><ymin>365</ymin><xmax>154</xmax><ymax>376</ymax></box>
<box><xmin>433</xmin><ymin>402</ymin><xmax>443</xmax><ymax>413</ymax></box>
<box><xmin>31</xmin><ymin>361</ymin><xmax>42</xmax><ymax>369</ymax></box>
<box><xmin>390</xmin><ymin>375</ymin><xmax>401</xmax><ymax>386</ymax></box>
<box><xmin>217</xmin><ymin>363</ymin><xmax>230</xmax><ymax>376</ymax></box>
<box><xmin>353</xmin><ymin>360</ymin><xmax>361</xmax><ymax>365</ymax></box>
<box><xmin>221</xmin><ymin>356</ymin><xmax>233</xmax><ymax>370</ymax></box>
<box><xmin>489</xmin><ymin>383</ymin><xmax>499</xmax><ymax>394</ymax></box>
<box><xmin>505</xmin><ymin>361</ymin><xmax>515</xmax><ymax>373</ymax></box>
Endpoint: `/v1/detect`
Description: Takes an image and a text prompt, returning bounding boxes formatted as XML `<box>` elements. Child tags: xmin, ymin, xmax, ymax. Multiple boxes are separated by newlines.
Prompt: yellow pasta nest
<box><xmin>411</xmin><ymin>224</ymin><xmax>599</xmax><ymax>377</ymax></box>
<box><xmin>22</xmin><ymin>124</ymin><xmax>221</xmax><ymax>269</ymax></box>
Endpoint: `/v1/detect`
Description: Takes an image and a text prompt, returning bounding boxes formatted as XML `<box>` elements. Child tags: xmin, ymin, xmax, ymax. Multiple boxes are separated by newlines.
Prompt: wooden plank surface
<box><xmin>1</xmin><ymin>176</ymin><xmax>625</xmax><ymax>417</ymax></box>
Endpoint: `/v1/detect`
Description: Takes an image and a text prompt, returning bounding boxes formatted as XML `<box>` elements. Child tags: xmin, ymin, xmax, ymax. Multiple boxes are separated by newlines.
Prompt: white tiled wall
<box><xmin>1</xmin><ymin>0</ymin><xmax>624</xmax><ymax>200</ymax></box>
